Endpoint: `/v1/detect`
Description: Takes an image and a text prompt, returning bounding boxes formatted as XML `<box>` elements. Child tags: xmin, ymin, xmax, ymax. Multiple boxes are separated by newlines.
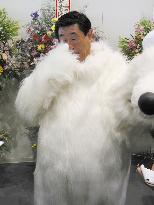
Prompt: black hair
<box><xmin>55</xmin><ymin>11</ymin><xmax>91</xmax><ymax>39</ymax></box>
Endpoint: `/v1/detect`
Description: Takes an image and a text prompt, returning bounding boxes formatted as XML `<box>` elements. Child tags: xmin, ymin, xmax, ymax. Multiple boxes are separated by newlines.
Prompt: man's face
<box><xmin>58</xmin><ymin>24</ymin><xmax>93</xmax><ymax>62</ymax></box>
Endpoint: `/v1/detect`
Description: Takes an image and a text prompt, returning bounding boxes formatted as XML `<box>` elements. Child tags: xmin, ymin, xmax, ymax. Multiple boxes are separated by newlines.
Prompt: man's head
<box><xmin>55</xmin><ymin>11</ymin><xmax>93</xmax><ymax>61</ymax></box>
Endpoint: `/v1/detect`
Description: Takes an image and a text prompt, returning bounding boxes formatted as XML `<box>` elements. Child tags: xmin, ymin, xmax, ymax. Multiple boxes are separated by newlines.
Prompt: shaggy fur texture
<box><xmin>15</xmin><ymin>42</ymin><xmax>154</xmax><ymax>205</ymax></box>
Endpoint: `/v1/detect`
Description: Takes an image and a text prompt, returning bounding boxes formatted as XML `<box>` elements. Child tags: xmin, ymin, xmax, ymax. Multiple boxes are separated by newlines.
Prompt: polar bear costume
<box><xmin>15</xmin><ymin>41</ymin><xmax>154</xmax><ymax>205</ymax></box>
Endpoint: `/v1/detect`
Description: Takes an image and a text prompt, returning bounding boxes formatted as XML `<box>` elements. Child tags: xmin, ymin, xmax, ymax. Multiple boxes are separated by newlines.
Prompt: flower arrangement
<box><xmin>0</xmin><ymin>9</ymin><xmax>20</xmax><ymax>90</ymax></box>
<box><xmin>119</xmin><ymin>18</ymin><xmax>154</xmax><ymax>60</ymax></box>
<box><xmin>26</xmin><ymin>8</ymin><xmax>58</xmax><ymax>57</ymax></box>
<box><xmin>0</xmin><ymin>6</ymin><xmax>58</xmax><ymax>90</ymax></box>
<box><xmin>0</xmin><ymin>129</ymin><xmax>12</xmax><ymax>159</ymax></box>
<box><xmin>0</xmin><ymin>40</ymin><xmax>26</xmax><ymax>90</ymax></box>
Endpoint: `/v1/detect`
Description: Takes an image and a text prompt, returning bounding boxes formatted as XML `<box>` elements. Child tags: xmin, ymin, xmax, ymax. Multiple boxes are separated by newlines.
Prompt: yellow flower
<box><xmin>51</xmin><ymin>17</ymin><xmax>58</xmax><ymax>23</ymax></box>
<box><xmin>37</xmin><ymin>44</ymin><xmax>45</xmax><ymax>51</ymax></box>
<box><xmin>51</xmin><ymin>25</ymin><xmax>55</xmax><ymax>31</ymax></box>
<box><xmin>47</xmin><ymin>31</ymin><xmax>52</xmax><ymax>37</ymax></box>
<box><xmin>32</xmin><ymin>143</ymin><xmax>37</xmax><ymax>148</ymax></box>
<box><xmin>0</xmin><ymin>66</ymin><xmax>3</xmax><ymax>75</ymax></box>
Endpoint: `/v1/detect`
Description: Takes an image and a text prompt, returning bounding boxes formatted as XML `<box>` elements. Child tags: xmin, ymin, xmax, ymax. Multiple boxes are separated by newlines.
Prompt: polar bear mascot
<box><xmin>127</xmin><ymin>30</ymin><xmax>154</xmax><ymax>152</ymax></box>
<box><xmin>15</xmin><ymin>40</ymin><xmax>154</xmax><ymax>205</ymax></box>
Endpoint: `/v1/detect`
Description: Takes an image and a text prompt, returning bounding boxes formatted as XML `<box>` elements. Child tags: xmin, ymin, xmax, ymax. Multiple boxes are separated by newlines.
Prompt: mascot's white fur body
<box><xmin>15</xmin><ymin>42</ymin><xmax>154</xmax><ymax>205</ymax></box>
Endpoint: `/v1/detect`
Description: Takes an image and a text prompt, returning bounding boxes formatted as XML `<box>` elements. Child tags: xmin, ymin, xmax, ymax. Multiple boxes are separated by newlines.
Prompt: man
<box><xmin>15</xmin><ymin>11</ymin><xmax>149</xmax><ymax>205</ymax></box>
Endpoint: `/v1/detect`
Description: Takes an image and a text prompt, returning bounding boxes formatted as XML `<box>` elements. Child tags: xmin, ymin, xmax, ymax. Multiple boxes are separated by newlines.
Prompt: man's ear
<box><xmin>87</xmin><ymin>29</ymin><xmax>94</xmax><ymax>41</ymax></box>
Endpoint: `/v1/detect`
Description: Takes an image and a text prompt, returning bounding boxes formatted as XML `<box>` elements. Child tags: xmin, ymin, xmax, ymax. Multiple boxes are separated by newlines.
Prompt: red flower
<box><xmin>42</xmin><ymin>34</ymin><xmax>50</xmax><ymax>43</ymax></box>
<box><xmin>32</xmin><ymin>33</ymin><xmax>41</xmax><ymax>41</ymax></box>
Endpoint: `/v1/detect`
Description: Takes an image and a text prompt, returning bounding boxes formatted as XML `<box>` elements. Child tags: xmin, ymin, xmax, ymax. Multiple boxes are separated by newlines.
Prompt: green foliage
<box><xmin>139</xmin><ymin>18</ymin><xmax>154</xmax><ymax>33</ymax></box>
<box><xmin>119</xmin><ymin>18</ymin><xmax>154</xmax><ymax>60</ymax></box>
<box><xmin>0</xmin><ymin>8</ymin><xmax>19</xmax><ymax>42</ymax></box>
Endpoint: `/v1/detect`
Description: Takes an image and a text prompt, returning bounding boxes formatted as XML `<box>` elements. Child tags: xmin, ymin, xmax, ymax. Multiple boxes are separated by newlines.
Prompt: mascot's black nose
<box><xmin>138</xmin><ymin>92</ymin><xmax>154</xmax><ymax>115</ymax></box>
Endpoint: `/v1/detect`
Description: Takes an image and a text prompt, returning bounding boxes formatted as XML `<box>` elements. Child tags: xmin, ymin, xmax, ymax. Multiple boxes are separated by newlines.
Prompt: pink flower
<box><xmin>135</xmin><ymin>25</ymin><xmax>144</xmax><ymax>34</ymax></box>
<box><xmin>128</xmin><ymin>40</ymin><xmax>136</xmax><ymax>49</ymax></box>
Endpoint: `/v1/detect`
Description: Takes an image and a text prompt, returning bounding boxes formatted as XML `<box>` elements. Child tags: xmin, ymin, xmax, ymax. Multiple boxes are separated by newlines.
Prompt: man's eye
<box><xmin>60</xmin><ymin>39</ymin><xmax>67</xmax><ymax>43</ymax></box>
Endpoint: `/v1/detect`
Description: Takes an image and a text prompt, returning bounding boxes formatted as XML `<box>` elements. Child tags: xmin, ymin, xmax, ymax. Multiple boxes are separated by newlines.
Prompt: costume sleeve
<box><xmin>15</xmin><ymin>44</ymin><xmax>77</xmax><ymax>125</ymax></box>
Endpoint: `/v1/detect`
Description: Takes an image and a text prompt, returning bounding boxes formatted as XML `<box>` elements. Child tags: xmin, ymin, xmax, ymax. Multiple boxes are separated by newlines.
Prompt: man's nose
<box><xmin>67</xmin><ymin>41</ymin><xmax>74</xmax><ymax>51</ymax></box>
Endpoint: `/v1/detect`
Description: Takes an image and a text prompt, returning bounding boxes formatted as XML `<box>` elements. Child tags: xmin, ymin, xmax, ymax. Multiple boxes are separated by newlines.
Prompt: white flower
<box><xmin>0</xmin><ymin>141</ymin><xmax>4</xmax><ymax>146</ymax></box>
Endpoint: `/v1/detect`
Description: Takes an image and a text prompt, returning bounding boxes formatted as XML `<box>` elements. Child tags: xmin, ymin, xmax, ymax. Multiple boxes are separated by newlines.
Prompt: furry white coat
<box><xmin>15</xmin><ymin>42</ymin><xmax>154</xmax><ymax>205</ymax></box>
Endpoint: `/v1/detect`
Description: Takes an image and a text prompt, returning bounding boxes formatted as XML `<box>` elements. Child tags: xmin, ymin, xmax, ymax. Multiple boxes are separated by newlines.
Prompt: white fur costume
<box><xmin>15</xmin><ymin>42</ymin><xmax>154</xmax><ymax>205</ymax></box>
